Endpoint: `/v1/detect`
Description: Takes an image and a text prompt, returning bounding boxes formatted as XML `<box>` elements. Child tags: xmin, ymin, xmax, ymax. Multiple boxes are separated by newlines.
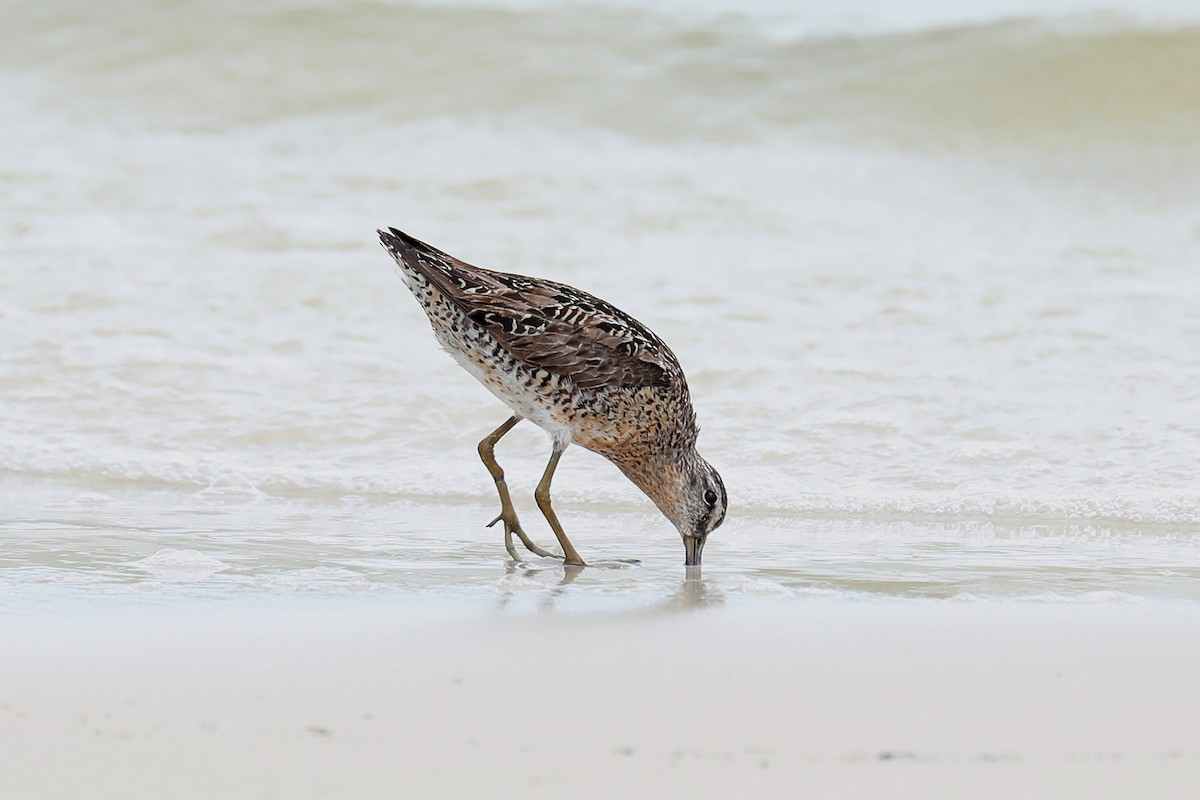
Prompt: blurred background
<box><xmin>2</xmin><ymin>0</ymin><xmax>1198</xmax><ymax>601</ymax></box>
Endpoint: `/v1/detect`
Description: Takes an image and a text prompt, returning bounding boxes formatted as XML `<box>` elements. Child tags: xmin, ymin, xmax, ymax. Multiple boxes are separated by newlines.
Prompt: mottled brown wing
<box><xmin>383</xmin><ymin>228</ymin><xmax>677</xmax><ymax>390</ymax></box>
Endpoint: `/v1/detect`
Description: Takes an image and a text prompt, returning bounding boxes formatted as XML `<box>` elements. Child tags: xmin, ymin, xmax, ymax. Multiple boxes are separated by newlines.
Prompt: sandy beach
<box><xmin>3</xmin><ymin>598</ymin><xmax>1197</xmax><ymax>799</ymax></box>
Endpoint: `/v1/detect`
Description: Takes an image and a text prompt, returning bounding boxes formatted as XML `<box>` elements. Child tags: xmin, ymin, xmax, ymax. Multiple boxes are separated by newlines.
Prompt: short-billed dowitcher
<box><xmin>379</xmin><ymin>228</ymin><xmax>726</xmax><ymax>566</ymax></box>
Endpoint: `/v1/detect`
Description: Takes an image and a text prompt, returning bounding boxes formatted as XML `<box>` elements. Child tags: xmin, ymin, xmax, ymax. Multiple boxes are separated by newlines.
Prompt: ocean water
<box><xmin>2</xmin><ymin>0</ymin><xmax>1198</xmax><ymax>608</ymax></box>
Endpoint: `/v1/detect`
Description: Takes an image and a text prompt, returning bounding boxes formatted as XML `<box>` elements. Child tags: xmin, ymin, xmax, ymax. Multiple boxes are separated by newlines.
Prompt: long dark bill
<box><xmin>683</xmin><ymin>535</ymin><xmax>705</xmax><ymax>566</ymax></box>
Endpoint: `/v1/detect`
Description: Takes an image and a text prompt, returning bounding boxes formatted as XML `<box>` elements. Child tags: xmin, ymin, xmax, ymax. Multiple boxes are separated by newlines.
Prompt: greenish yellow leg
<box><xmin>478</xmin><ymin>416</ymin><xmax>556</xmax><ymax>560</ymax></box>
<box><xmin>534</xmin><ymin>440</ymin><xmax>586</xmax><ymax>567</ymax></box>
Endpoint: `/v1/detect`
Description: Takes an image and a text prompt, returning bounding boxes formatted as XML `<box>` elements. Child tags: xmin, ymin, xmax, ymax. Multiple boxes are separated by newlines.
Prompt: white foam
<box><xmin>135</xmin><ymin>550</ymin><xmax>228</xmax><ymax>581</ymax></box>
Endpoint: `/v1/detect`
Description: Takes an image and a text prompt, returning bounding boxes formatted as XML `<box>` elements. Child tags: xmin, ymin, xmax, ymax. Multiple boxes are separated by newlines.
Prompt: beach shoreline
<box><xmin>4</xmin><ymin>0</ymin><xmax>1200</xmax><ymax>796</ymax></box>
<box><xmin>3</xmin><ymin>598</ymin><xmax>1197</xmax><ymax>799</ymax></box>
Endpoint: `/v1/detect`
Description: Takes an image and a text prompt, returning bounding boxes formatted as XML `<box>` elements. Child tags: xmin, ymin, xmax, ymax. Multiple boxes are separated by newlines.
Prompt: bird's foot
<box><xmin>487</xmin><ymin>511</ymin><xmax>559</xmax><ymax>561</ymax></box>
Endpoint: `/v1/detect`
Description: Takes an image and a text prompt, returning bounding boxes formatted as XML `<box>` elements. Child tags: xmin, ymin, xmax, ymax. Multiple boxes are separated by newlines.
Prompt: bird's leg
<box><xmin>478</xmin><ymin>416</ymin><xmax>556</xmax><ymax>559</ymax></box>
<box><xmin>534</xmin><ymin>438</ymin><xmax>586</xmax><ymax>567</ymax></box>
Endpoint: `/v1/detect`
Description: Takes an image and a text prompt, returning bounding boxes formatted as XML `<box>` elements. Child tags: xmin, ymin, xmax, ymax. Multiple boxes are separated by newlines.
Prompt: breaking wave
<box><xmin>5</xmin><ymin>1</ymin><xmax>1200</xmax><ymax>148</ymax></box>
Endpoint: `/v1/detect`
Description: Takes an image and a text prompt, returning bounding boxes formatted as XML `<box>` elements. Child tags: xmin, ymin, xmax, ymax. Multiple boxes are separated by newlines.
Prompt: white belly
<box><xmin>446</xmin><ymin>345</ymin><xmax>574</xmax><ymax>443</ymax></box>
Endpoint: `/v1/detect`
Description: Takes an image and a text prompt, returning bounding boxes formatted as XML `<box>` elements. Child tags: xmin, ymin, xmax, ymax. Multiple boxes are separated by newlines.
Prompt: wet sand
<box><xmin>2</xmin><ymin>598</ymin><xmax>1198</xmax><ymax>799</ymax></box>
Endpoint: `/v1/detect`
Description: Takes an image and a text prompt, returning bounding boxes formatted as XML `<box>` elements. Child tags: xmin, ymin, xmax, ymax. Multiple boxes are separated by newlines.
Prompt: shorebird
<box><xmin>379</xmin><ymin>227</ymin><xmax>726</xmax><ymax>566</ymax></box>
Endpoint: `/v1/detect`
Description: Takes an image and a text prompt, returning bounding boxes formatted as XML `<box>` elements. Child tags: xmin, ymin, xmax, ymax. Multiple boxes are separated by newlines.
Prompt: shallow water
<box><xmin>2</xmin><ymin>0</ymin><xmax>1198</xmax><ymax>608</ymax></box>
<box><xmin>3</xmin><ymin>478</ymin><xmax>1198</xmax><ymax>612</ymax></box>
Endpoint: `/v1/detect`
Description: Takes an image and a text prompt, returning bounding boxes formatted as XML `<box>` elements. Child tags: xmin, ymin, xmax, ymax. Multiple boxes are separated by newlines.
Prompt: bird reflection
<box><xmin>496</xmin><ymin>560</ymin><xmax>724</xmax><ymax>614</ymax></box>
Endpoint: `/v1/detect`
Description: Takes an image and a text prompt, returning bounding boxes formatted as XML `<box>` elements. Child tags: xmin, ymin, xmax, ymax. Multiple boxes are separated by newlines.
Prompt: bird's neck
<box><xmin>611</xmin><ymin>447</ymin><xmax>697</xmax><ymax>532</ymax></box>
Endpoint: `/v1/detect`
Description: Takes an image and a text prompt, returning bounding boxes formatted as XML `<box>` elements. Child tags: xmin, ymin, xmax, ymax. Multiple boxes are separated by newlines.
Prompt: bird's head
<box><xmin>618</xmin><ymin>450</ymin><xmax>726</xmax><ymax>567</ymax></box>
<box><xmin>676</xmin><ymin>455</ymin><xmax>727</xmax><ymax>566</ymax></box>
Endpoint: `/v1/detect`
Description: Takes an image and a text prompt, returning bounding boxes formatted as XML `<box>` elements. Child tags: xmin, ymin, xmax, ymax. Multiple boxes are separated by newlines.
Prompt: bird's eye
<box><xmin>703</xmin><ymin>489</ymin><xmax>718</xmax><ymax>506</ymax></box>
